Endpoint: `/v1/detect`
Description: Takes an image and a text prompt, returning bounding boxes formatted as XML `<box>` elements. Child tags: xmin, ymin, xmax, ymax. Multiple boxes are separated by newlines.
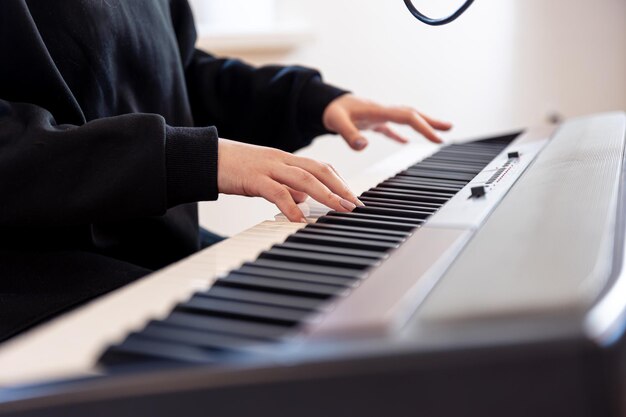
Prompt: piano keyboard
<box><xmin>2</xmin><ymin>113</ymin><xmax>625</xmax><ymax>417</ymax></box>
<box><xmin>98</xmin><ymin>136</ymin><xmax>517</xmax><ymax>367</ymax></box>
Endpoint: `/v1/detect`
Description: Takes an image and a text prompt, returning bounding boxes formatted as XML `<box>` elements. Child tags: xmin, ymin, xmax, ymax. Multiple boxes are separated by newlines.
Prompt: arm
<box><xmin>169</xmin><ymin>0</ymin><xmax>347</xmax><ymax>152</ymax></box>
<box><xmin>0</xmin><ymin>100</ymin><xmax>219</xmax><ymax>227</ymax></box>
<box><xmin>186</xmin><ymin>52</ymin><xmax>347</xmax><ymax>153</ymax></box>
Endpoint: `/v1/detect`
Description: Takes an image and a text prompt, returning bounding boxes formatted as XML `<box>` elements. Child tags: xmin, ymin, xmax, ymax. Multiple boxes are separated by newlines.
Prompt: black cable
<box><xmin>404</xmin><ymin>0</ymin><xmax>475</xmax><ymax>26</ymax></box>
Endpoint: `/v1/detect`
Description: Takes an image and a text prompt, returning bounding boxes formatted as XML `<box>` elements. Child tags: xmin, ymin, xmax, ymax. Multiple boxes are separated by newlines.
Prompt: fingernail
<box><xmin>300</xmin><ymin>217</ymin><xmax>308</xmax><ymax>223</ymax></box>
<box><xmin>354</xmin><ymin>138</ymin><xmax>367</xmax><ymax>150</ymax></box>
<box><xmin>355</xmin><ymin>198</ymin><xmax>365</xmax><ymax>207</ymax></box>
<box><xmin>340</xmin><ymin>198</ymin><xmax>357</xmax><ymax>211</ymax></box>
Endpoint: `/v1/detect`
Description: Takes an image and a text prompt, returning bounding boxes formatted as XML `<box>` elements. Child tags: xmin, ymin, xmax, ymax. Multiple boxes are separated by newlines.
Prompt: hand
<box><xmin>217</xmin><ymin>139</ymin><xmax>363</xmax><ymax>222</ymax></box>
<box><xmin>322</xmin><ymin>94</ymin><xmax>453</xmax><ymax>150</ymax></box>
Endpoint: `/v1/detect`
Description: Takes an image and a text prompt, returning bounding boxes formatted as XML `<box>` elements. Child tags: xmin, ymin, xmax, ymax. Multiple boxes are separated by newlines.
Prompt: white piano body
<box><xmin>0</xmin><ymin>112</ymin><xmax>625</xmax><ymax>417</ymax></box>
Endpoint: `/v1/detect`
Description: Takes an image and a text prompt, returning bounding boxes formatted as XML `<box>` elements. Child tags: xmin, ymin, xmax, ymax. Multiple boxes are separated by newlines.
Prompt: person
<box><xmin>0</xmin><ymin>0</ymin><xmax>451</xmax><ymax>342</ymax></box>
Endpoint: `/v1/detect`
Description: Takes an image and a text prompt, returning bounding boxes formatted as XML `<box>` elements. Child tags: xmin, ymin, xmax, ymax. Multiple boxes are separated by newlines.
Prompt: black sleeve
<box><xmin>0</xmin><ymin>100</ymin><xmax>219</xmax><ymax>227</ymax></box>
<box><xmin>169</xmin><ymin>0</ymin><xmax>349</xmax><ymax>153</ymax></box>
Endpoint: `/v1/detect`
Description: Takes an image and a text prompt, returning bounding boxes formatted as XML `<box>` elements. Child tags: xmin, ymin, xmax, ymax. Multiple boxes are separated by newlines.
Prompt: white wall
<box><xmin>198</xmin><ymin>0</ymin><xmax>626</xmax><ymax>236</ymax></box>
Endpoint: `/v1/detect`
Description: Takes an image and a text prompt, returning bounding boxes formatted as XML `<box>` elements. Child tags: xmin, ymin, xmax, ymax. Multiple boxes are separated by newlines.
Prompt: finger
<box><xmin>418</xmin><ymin>112</ymin><xmax>453</xmax><ymax>131</ymax></box>
<box><xmin>380</xmin><ymin>107</ymin><xmax>443</xmax><ymax>144</ymax></box>
<box><xmin>273</xmin><ymin>166</ymin><xmax>356</xmax><ymax>213</ymax></box>
<box><xmin>329</xmin><ymin>110</ymin><xmax>369</xmax><ymax>151</ymax></box>
<box><xmin>372</xmin><ymin>123</ymin><xmax>409</xmax><ymax>144</ymax></box>
<box><xmin>284</xmin><ymin>157</ymin><xmax>363</xmax><ymax>206</ymax></box>
<box><xmin>286</xmin><ymin>186</ymin><xmax>308</xmax><ymax>203</ymax></box>
<box><xmin>259</xmin><ymin>179</ymin><xmax>306</xmax><ymax>222</ymax></box>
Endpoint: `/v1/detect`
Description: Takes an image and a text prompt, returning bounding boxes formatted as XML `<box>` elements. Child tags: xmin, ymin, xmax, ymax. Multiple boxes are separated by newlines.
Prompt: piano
<box><xmin>0</xmin><ymin>112</ymin><xmax>625</xmax><ymax>417</ymax></box>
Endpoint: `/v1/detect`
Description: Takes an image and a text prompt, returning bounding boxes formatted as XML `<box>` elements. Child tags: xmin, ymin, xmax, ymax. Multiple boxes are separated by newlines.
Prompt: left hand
<box><xmin>322</xmin><ymin>94</ymin><xmax>453</xmax><ymax>150</ymax></box>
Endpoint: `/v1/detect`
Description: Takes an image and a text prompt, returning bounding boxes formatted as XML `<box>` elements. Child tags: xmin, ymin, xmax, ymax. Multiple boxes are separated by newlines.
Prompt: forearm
<box><xmin>0</xmin><ymin>100</ymin><xmax>218</xmax><ymax>227</ymax></box>
<box><xmin>185</xmin><ymin>50</ymin><xmax>348</xmax><ymax>152</ymax></box>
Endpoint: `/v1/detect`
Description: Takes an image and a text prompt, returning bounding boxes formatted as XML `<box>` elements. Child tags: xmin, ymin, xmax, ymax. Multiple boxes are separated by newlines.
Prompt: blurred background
<box><xmin>191</xmin><ymin>0</ymin><xmax>626</xmax><ymax>236</ymax></box>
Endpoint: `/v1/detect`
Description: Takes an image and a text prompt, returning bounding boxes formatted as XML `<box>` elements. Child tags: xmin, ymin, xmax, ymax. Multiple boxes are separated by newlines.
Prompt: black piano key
<box><xmin>275</xmin><ymin>241</ymin><xmax>388</xmax><ymax>259</ymax></box>
<box><xmin>162</xmin><ymin>311</ymin><xmax>290</xmax><ymax>340</ymax></box>
<box><xmin>438</xmin><ymin>148</ymin><xmax>501</xmax><ymax>158</ymax></box>
<box><xmin>297</xmin><ymin>227</ymin><xmax>405</xmax><ymax>243</ymax></box>
<box><xmin>249</xmin><ymin>259</ymin><xmax>367</xmax><ymax>279</ymax></box>
<box><xmin>391</xmin><ymin>175</ymin><xmax>467</xmax><ymax>187</ymax></box>
<box><xmin>100</xmin><ymin>334</ymin><xmax>217</xmax><ymax>366</ymax></box>
<box><xmin>287</xmin><ymin>232</ymin><xmax>401</xmax><ymax>251</ymax></box>
<box><xmin>358</xmin><ymin>196</ymin><xmax>442</xmax><ymax>210</ymax></box>
<box><xmin>423</xmin><ymin>153</ymin><xmax>492</xmax><ymax>163</ymax></box>
<box><xmin>379</xmin><ymin>180</ymin><xmax>463</xmax><ymax>193</ymax></box>
<box><xmin>410</xmin><ymin>162</ymin><xmax>482</xmax><ymax>174</ymax></box>
<box><xmin>317</xmin><ymin>213</ymin><xmax>419</xmax><ymax>232</ymax></box>
<box><xmin>325</xmin><ymin>211</ymin><xmax>424</xmax><ymax>226</ymax></box>
<box><xmin>449</xmin><ymin>142</ymin><xmax>506</xmax><ymax>150</ymax></box>
<box><xmin>371</xmin><ymin>187</ymin><xmax>455</xmax><ymax>198</ymax></box>
<box><xmin>198</xmin><ymin>286</ymin><xmax>325</xmax><ymax>311</ymax></box>
<box><xmin>400</xmin><ymin>169</ymin><xmax>476</xmax><ymax>182</ymax></box>
<box><xmin>219</xmin><ymin>272</ymin><xmax>348</xmax><ymax>297</ymax></box>
<box><xmin>383</xmin><ymin>177</ymin><xmax>465</xmax><ymax>188</ymax></box>
<box><xmin>140</xmin><ymin>322</ymin><xmax>262</xmax><ymax>352</ymax></box>
<box><xmin>305</xmin><ymin>222</ymin><xmax>412</xmax><ymax>237</ymax></box>
<box><xmin>361</xmin><ymin>190</ymin><xmax>449</xmax><ymax>205</ymax></box>
<box><xmin>356</xmin><ymin>198</ymin><xmax>440</xmax><ymax>212</ymax></box>
<box><xmin>353</xmin><ymin>205</ymin><xmax>432</xmax><ymax>220</ymax></box>
<box><xmin>259</xmin><ymin>248</ymin><xmax>381</xmax><ymax>269</ymax></box>
<box><xmin>416</xmin><ymin>150</ymin><xmax>492</xmax><ymax>160</ymax></box>
<box><xmin>178</xmin><ymin>295</ymin><xmax>311</xmax><ymax>325</ymax></box>
<box><xmin>425</xmin><ymin>152</ymin><xmax>491</xmax><ymax>162</ymax></box>
<box><xmin>237</xmin><ymin>264</ymin><xmax>357</xmax><ymax>286</ymax></box>
<box><xmin>422</xmin><ymin>157</ymin><xmax>489</xmax><ymax>167</ymax></box>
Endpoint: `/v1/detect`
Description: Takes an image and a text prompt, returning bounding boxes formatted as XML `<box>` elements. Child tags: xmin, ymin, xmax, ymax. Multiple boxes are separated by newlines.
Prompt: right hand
<box><xmin>217</xmin><ymin>139</ymin><xmax>363</xmax><ymax>222</ymax></box>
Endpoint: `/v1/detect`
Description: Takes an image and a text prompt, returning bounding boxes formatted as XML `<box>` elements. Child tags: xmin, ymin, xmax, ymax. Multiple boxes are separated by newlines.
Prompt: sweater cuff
<box><xmin>298</xmin><ymin>76</ymin><xmax>349</xmax><ymax>138</ymax></box>
<box><xmin>165</xmin><ymin>125</ymin><xmax>219</xmax><ymax>207</ymax></box>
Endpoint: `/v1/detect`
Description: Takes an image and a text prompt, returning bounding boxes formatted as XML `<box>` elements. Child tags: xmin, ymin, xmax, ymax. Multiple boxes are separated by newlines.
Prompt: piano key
<box><xmin>259</xmin><ymin>248</ymin><xmax>381</xmax><ymax>269</ymax></box>
<box><xmin>325</xmin><ymin>211</ymin><xmax>424</xmax><ymax>226</ymax></box>
<box><xmin>358</xmin><ymin>196</ymin><xmax>442</xmax><ymax>210</ymax></box>
<box><xmin>162</xmin><ymin>311</ymin><xmax>290</xmax><ymax>340</ymax></box>
<box><xmin>353</xmin><ymin>206</ymin><xmax>432</xmax><ymax>220</ymax></box>
<box><xmin>304</xmin><ymin>222</ymin><xmax>412</xmax><ymax>238</ymax></box>
<box><xmin>275</xmin><ymin>241</ymin><xmax>388</xmax><ymax>259</ymax></box>
<box><xmin>371</xmin><ymin>187</ymin><xmax>455</xmax><ymax>198</ymax></box>
<box><xmin>178</xmin><ymin>295</ymin><xmax>311</xmax><ymax>325</ymax></box>
<box><xmin>424</xmin><ymin>153</ymin><xmax>490</xmax><ymax>162</ymax></box>
<box><xmin>361</xmin><ymin>190</ymin><xmax>449</xmax><ymax>205</ymax></box>
<box><xmin>356</xmin><ymin>198</ymin><xmax>440</xmax><ymax>213</ymax></box>
<box><xmin>431</xmin><ymin>146</ymin><xmax>499</xmax><ymax>157</ymax></box>
<box><xmin>422</xmin><ymin>157</ymin><xmax>489</xmax><ymax>167</ymax></box>
<box><xmin>287</xmin><ymin>232</ymin><xmax>401</xmax><ymax>251</ymax></box>
<box><xmin>317</xmin><ymin>213</ymin><xmax>419</xmax><ymax>232</ymax></box>
<box><xmin>248</xmin><ymin>259</ymin><xmax>368</xmax><ymax>279</ymax></box>
<box><xmin>400</xmin><ymin>169</ymin><xmax>476</xmax><ymax>182</ymax></box>
<box><xmin>297</xmin><ymin>227</ymin><xmax>406</xmax><ymax>243</ymax></box>
<box><xmin>368</xmin><ymin>187</ymin><xmax>456</xmax><ymax>201</ymax></box>
<box><xmin>198</xmin><ymin>286</ymin><xmax>325</xmax><ymax>311</ymax></box>
<box><xmin>219</xmin><ymin>273</ymin><xmax>348</xmax><ymax>297</ymax></box>
<box><xmin>410</xmin><ymin>162</ymin><xmax>483</xmax><ymax>174</ymax></box>
<box><xmin>379</xmin><ymin>180</ymin><xmax>463</xmax><ymax>193</ymax></box>
<box><xmin>437</xmin><ymin>148</ymin><xmax>502</xmax><ymax>158</ymax></box>
<box><xmin>100</xmin><ymin>333</ymin><xmax>217</xmax><ymax>366</ymax></box>
<box><xmin>140</xmin><ymin>322</ymin><xmax>263</xmax><ymax>352</ymax></box>
<box><xmin>448</xmin><ymin>142</ymin><xmax>507</xmax><ymax>150</ymax></box>
<box><xmin>237</xmin><ymin>264</ymin><xmax>358</xmax><ymax>286</ymax></box>
<box><xmin>403</xmin><ymin>165</ymin><xmax>481</xmax><ymax>176</ymax></box>
<box><xmin>383</xmin><ymin>177</ymin><xmax>465</xmax><ymax>188</ymax></box>
<box><xmin>391</xmin><ymin>175</ymin><xmax>467</xmax><ymax>187</ymax></box>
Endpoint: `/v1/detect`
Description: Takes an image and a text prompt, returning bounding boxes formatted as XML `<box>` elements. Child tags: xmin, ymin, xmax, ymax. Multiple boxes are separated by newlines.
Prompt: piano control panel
<box><xmin>427</xmin><ymin>132</ymin><xmax>549</xmax><ymax>230</ymax></box>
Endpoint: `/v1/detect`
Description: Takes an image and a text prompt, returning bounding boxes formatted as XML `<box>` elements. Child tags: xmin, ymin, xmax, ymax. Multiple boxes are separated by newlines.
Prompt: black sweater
<box><xmin>0</xmin><ymin>0</ymin><xmax>346</xmax><ymax>270</ymax></box>
<box><xmin>0</xmin><ymin>0</ymin><xmax>347</xmax><ymax>340</ymax></box>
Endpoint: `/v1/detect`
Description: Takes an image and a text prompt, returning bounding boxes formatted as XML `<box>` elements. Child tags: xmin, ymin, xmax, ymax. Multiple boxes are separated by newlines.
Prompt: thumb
<box><xmin>330</xmin><ymin>111</ymin><xmax>369</xmax><ymax>151</ymax></box>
